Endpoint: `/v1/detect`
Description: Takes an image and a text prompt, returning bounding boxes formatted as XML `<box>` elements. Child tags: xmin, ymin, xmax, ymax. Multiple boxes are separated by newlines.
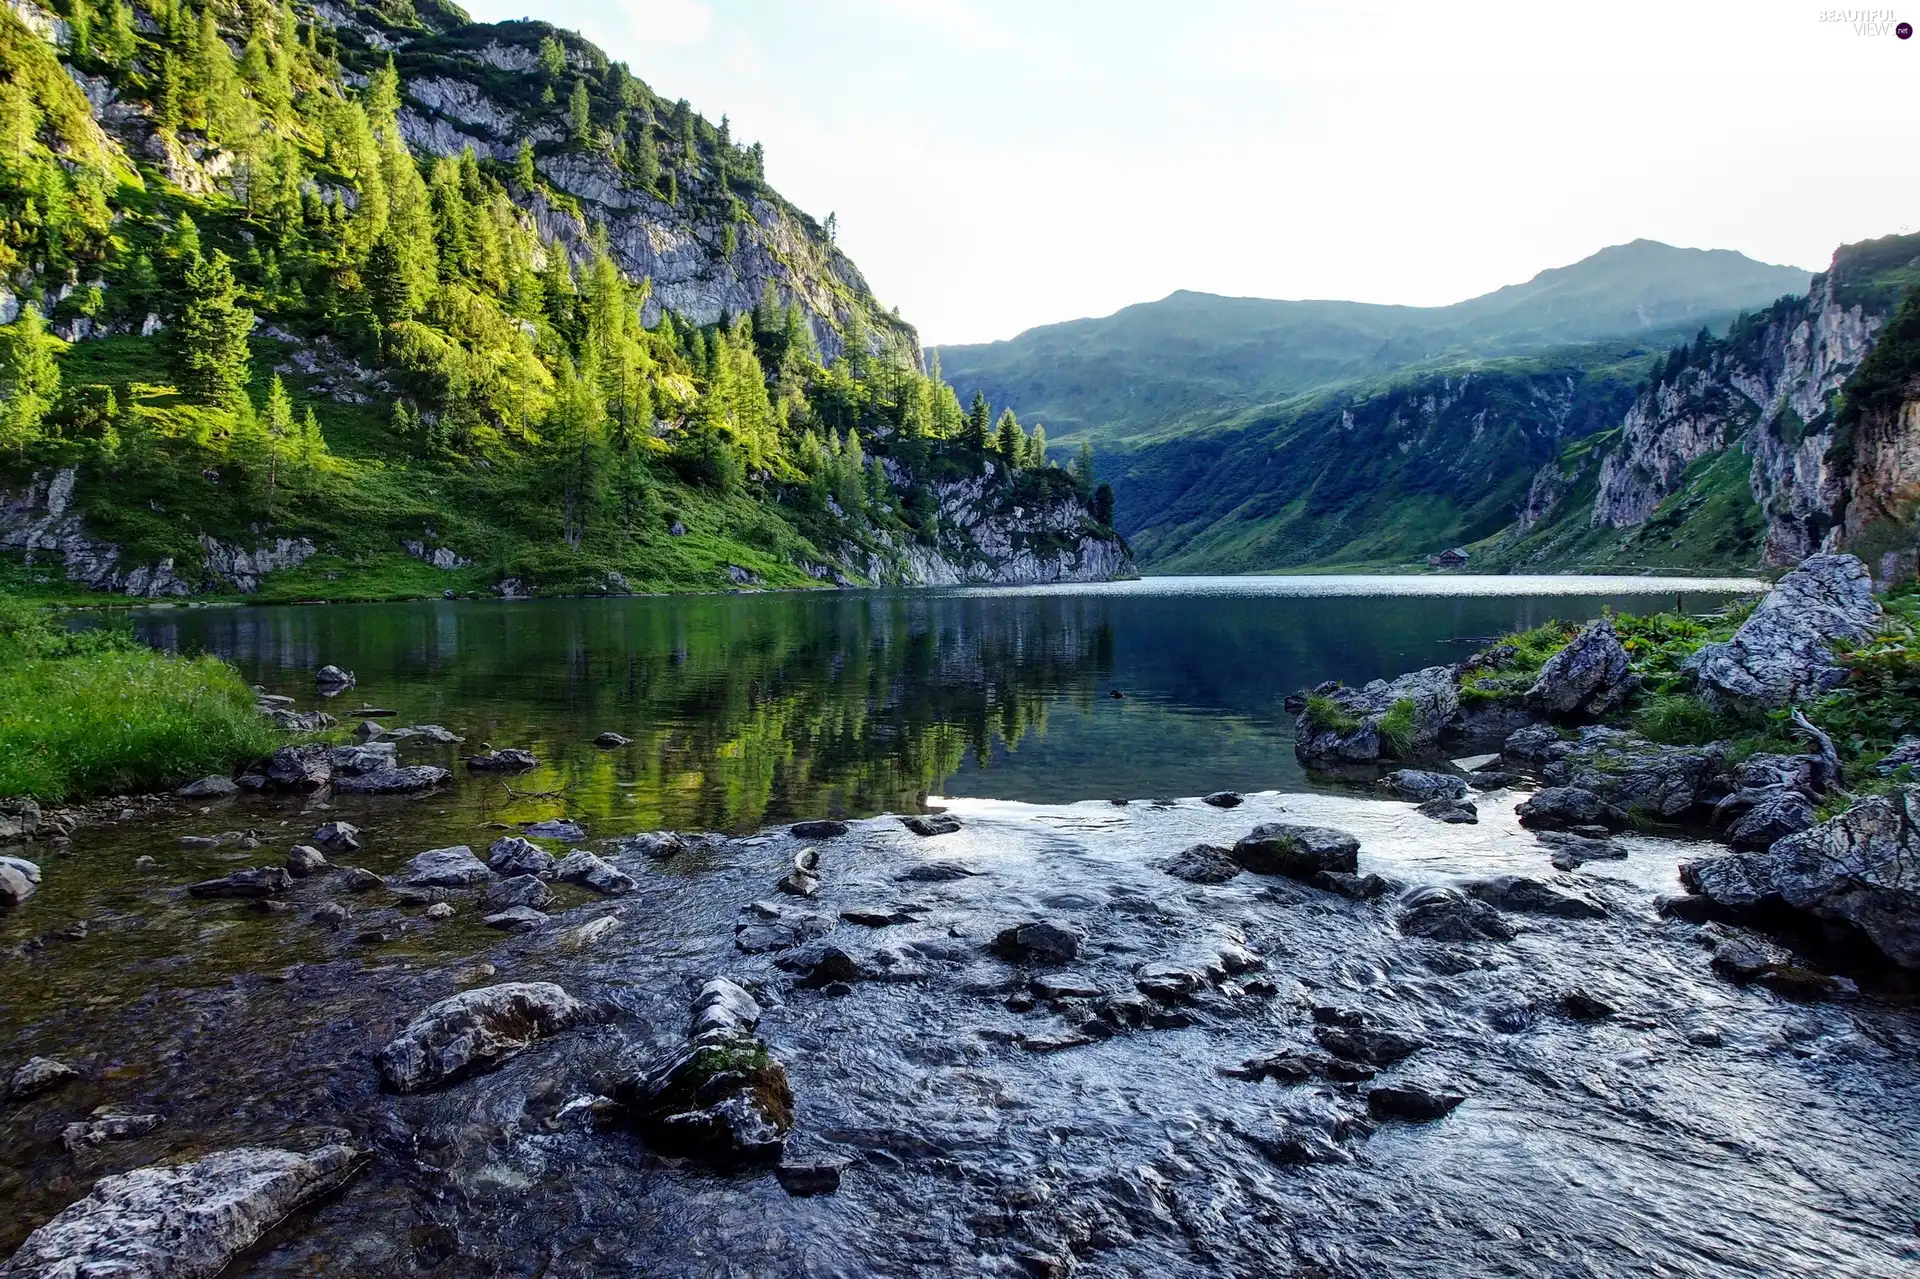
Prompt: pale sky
<box><xmin>460</xmin><ymin>0</ymin><xmax>1919</xmax><ymax>345</ymax></box>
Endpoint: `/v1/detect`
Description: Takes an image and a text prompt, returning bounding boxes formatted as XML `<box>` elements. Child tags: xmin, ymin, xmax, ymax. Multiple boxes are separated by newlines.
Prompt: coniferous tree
<box><xmin>1092</xmin><ymin>483</ymin><xmax>1115</xmax><ymax>527</ymax></box>
<box><xmin>539</xmin><ymin>35</ymin><xmax>567</xmax><ymax>79</ymax></box>
<box><xmin>965</xmin><ymin>391</ymin><xmax>990</xmax><ymax>450</ymax></box>
<box><xmin>171</xmin><ymin>250</ymin><xmax>253</xmax><ymax>404</ymax></box>
<box><xmin>0</xmin><ymin>306</ymin><xmax>61</xmax><ymax>453</ymax></box>
<box><xmin>514</xmin><ymin>139</ymin><xmax>538</xmax><ymax>191</ymax></box>
<box><xmin>568</xmin><ymin>78</ymin><xmax>592</xmax><ymax>143</ymax></box>
<box><xmin>1027</xmin><ymin>423</ymin><xmax>1047</xmax><ymax>469</ymax></box>
<box><xmin>994</xmin><ymin>407</ymin><xmax>1023</xmax><ymax>462</ymax></box>
<box><xmin>1073</xmin><ymin>442</ymin><xmax>1095</xmax><ymax>489</ymax></box>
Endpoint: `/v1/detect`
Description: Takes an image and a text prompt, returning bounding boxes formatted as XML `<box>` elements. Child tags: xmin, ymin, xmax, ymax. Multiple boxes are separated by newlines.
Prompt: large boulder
<box><xmin>487</xmin><ymin>836</ymin><xmax>555</xmax><ymax>878</ymax></box>
<box><xmin>1516</xmin><ymin>786</ymin><xmax>1629</xmax><ymax>832</ymax></box>
<box><xmin>1160</xmin><ymin>844</ymin><xmax>1242</xmax><ymax>884</ymax></box>
<box><xmin>0</xmin><ymin>855</ymin><xmax>39</xmax><ymax>909</ymax></box>
<box><xmin>376</xmin><ymin>982</ymin><xmax>588</xmax><ymax>1092</ymax></box>
<box><xmin>1525</xmin><ymin>618</ymin><xmax>1639</xmax><ymax>721</ymax></box>
<box><xmin>1231</xmin><ymin>824</ymin><xmax>1360</xmax><ymax>879</ymax></box>
<box><xmin>992</xmin><ymin>919</ymin><xmax>1087</xmax><ymax>965</ymax></box>
<box><xmin>1542</xmin><ymin>727</ymin><xmax>1729</xmax><ymax>821</ymax></box>
<box><xmin>1680</xmin><ymin>787</ymin><xmax>1920</xmax><ymax>969</ymax></box>
<box><xmin>0</xmin><ymin>1145</ymin><xmax>364</xmax><ymax>1279</ymax></box>
<box><xmin>327</xmin><ymin>742</ymin><xmax>396</xmax><ymax>776</ymax></box>
<box><xmin>1293</xmin><ymin>666</ymin><xmax>1459</xmax><ymax>765</ymax></box>
<box><xmin>555</xmin><ymin>850</ymin><xmax>637</xmax><ymax>895</ymax></box>
<box><xmin>1380</xmin><ymin>770</ymin><xmax>1467</xmax><ymax>802</ymax></box>
<box><xmin>1686</xmin><ymin>553</ymin><xmax>1882</xmax><ymax>711</ymax></box>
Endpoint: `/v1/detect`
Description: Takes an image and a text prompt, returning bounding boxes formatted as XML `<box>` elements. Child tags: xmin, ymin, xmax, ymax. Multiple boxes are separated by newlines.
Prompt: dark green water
<box><xmin>131</xmin><ymin>575</ymin><xmax>1760</xmax><ymax>835</ymax></box>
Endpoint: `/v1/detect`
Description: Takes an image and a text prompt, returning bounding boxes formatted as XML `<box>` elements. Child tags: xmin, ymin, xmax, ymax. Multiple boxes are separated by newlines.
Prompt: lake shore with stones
<box><xmin>3</xmin><ymin>557</ymin><xmax>1919</xmax><ymax>1276</ymax></box>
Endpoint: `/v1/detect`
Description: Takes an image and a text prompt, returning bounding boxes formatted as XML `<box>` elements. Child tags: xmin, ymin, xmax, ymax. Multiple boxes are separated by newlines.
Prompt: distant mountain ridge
<box><xmin>935</xmin><ymin>240</ymin><xmax>1813</xmax><ymax>449</ymax></box>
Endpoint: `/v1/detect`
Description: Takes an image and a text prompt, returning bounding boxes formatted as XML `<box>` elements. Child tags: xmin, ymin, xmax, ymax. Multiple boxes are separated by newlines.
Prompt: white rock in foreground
<box><xmin>376</xmin><ymin>981</ymin><xmax>587</xmax><ymax>1092</ymax></box>
<box><xmin>0</xmin><ymin>1144</ymin><xmax>362</xmax><ymax>1278</ymax></box>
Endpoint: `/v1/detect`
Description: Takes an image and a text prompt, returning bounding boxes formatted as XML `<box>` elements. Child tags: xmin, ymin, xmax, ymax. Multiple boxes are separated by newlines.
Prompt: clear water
<box><xmin>13</xmin><ymin>575</ymin><xmax>1916</xmax><ymax>1278</ymax></box>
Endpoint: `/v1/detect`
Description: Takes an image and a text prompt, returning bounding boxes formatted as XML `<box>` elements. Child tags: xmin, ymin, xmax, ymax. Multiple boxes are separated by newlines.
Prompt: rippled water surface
<box><xmin>11</xmin><ymin>574</ymin><xmax>1918</xmax><ymax>1278</ymax></box>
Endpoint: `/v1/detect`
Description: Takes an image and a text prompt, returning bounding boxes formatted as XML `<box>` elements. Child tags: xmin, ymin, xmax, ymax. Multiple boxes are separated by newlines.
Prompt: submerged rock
<box><xmin>524</xmin><ymin>819</ymin><xmax>587</xmax><ymax>841</ymax></box>
<box><xmin>7</xmin><ymin>1056</ymin><xmax>77</xmax><ymax>1100</ymax></box>
<box><xmin>1687</xmin><ymin>553</ymin><xmax>1882</xmax><ymax>712</ymax></box>
<box><xmin>1160</xmin><ymin>844</ymin><xmax>1243</xmax><ymax>884</ymax></box>
<box><xmin>1537</xmin><ymin>830</ymin><xmax>1628</xmax><ymax>870</ymax></box>
<box><xmin>0</xmin><ymin>1144</ymin><xmax>364</xmax><ymax>1279</ymax></box>
<box><xmin>377</xmin><ymin>982</ymin><xmax>588</xmax><ymax>1092</ymax></box>
<box><xmin>993</xmin><ymin>919</ymin><xmax>1087</xmax><ymax>965</ymax></box>
<box><xmin>555</xmin><ymin>850</ymin><xmax>637</xmax><ymax>895</ymax></box>
<box><xmin>403</xmin><ymin>845</ymin><xmax>492</xmax><ymax>888</ymax></box>
<box><xmin>1396</xmin><ymin>886</ymin><xmax>1515</xmax><ymax>941</ymax></box>
<box><xmin>1460</xmin><ymin>875</ymin><xmax>1606</xmax><ymax>919</ymax></box>
<box><xmin>314</xmin><ymin>664</ymin><xmax>356</xmax><ymax>688</ymax></box>
<box><xmin>1526</xmin><ymin>618</ymin><xmax>1639</xmax><ymax>722</ymax></box>
<box><xmin>1367</xmin><ymin>1084</ymin><xmax>1466</xmax><ymax>1121</ymax></box>
<box><xmin>483</xmin><ymin>905</ymin><xmax>548</xmax><ymax>932</ymax></box>
<box><xmin>902</xmin><ymin>813</ymin><xmax>962</xmax><ymax>836</ymax></box>
<box><xmin>464</xmin><ymin>748</ymin><xmax>538</xmax><ymax>772</ymax></box>
<box><xmin>1417</xmin><ymin>796</ymin><xmax>1479</xmax><ymax>824</ymax></box>
<box><xmin>59</xmin><ymin>1109</ymin><xmax>165</xmax><ymax>1153</ymax></box>
<box><xmin>1231</xmin><ymin>823</ymin><xmax>1360</xmax><ymax>879</ymax></box>
<box><xmin>1202</xmin><ymin>791</ymin><xmax>1244</xmax><ymax>808</ymax></box>
<box><xmin>480</xmin><ymin>874</ymin><xmax>556</xmax><ymax>913</ymax></box>
<box><xmin>332</xmin><ymin>765</ymin><xmax>450</xmax><ymax>794</ymax></box>
<box><xmin>284</xmin><ymin>845</ymin><xmax>328</xmax><ymax>878</ymax></box>
<box><xmin>186</xmin><ymin>867</ymin><xmax>292</xmax><ymax>899</ymax></box>
<box><xmin>791</xmin><ymin>819</ymin><xmax>849</xmax><ymax>839</ymax></box>
<box><xmin>313</xmin><ymin>821</ymin><xmax>361</xmax><ymax>852</ymax></box>
<box><xmin>1680</xmin><ymin>787</ymin><xmax>1920</xmax><ymax>970</ymax></box>
<box><xmin>896</xmin><ymin>860</ymin><xmax>982</xmax><ymax>882</ymax></box>
<box><xmin>594</xmin><ymin>732</ymin><xmax>633</xmax><ymax>748</ymax></box>
<box><xmin>328</xmin><ymin>742</ymin><xmax>397</xmax><ymax>776</ymax></box>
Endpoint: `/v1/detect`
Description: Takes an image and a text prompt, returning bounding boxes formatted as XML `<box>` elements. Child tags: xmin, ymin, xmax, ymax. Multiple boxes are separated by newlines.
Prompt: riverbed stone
<box><xmin>487</xmin><ymin>836</ymin><xmax>555</xmax><ymax>878</ymax></box>
<box><xmin>315</xmin><ymin>664</ymin><xmax>355</xmax><ymax>688</ymax></box>
<box><xmin>1686</xmin><ymin>553</ymin><xmax>1883</xmax><ymax>712</ymax></box>
<box><xmin>1231</xmin><ymin>823</ymin><xmax>1360</xmax><ymax>879</ymax></box>
<box><xmin>312</xmin><ymin>902</ymin><xmax>350</xmax><ymax>927</ymax></box>
<box><xmin>333</xmin><ymin>765</ymin><xmax>451</xmax><ymax>794</ymax></box>
<box><xmin>403</xmin><ymin>845</ymin><xmax>492</xmax><ymax>888</ymax></box>
<box><xmin>896</xmin><ymin>860</ymin><xmax>982</xmax><ymax>882</ymax></box>
<box><xmin>464</xmin><ymin>748</ymin><xmax>538</xmax><ymax>772</ymax></box>
<box><xmin>264</xmin><ymin>744</ymin><xmax>332</xmax><ymax>792</ymax></box>
<box><xmin>377</xmin><ymin>982</ymin><xmax>587</xmax><ymax>1092</ymax></box>
<box><xmin>1202</xmin><ymin>791</ymin><xmax>1244</xmax><ymax>808</ymax></box>
<box><xmin>0</xmin><ymin>1143</ymin><xmax>364</xmax><ymax>1279</ymax></box>
<box><xmin>480</xmin><ymin>874</ymin><xmax>556</xmax><ymax>913</ymax></box>
<box><xmin>902</xmin><ymin>813</ymin><xmax>961</xmax><ymax>836</ymax></box>
<box><xmin>1526</xmin><ymin>618</ymin><xmax>1639</xmax><ymax>722</ymax></box>
<box><xmin>59</xmin><ymin>1109</ymin><xmax>165</xmax><ymax>1153</ymax></box>
<box><xmin>613</xmin><ymin>979</ymin><xmax>794</xmax><ymax>1165</ymax></box>
<box><xmin>1396</xmin><ymin>886</ymin><xmax>1515</xmax><ymax>941</ymax></box>
<box><xmin>1516</xmin><ymin>785</ymin><xmax>1629</xmax><ymax>832</ymax></box>
<box><xmin>1381</xmin><ymin>769</ymin><xmax>1467</xmax><ymax>802</ymax></box>
<box><xmin>594</xmin><ymin>732</ymin><xmax>632</xmax><ymax>748</ymax></box>
<box><xmin>524</xmin><ymin>818</ymin><xmax>587</xmax><ymax>841</ymax></box>
<box><xmin>1367</xmin><ymin>1084</ymin><xmax>1466</xmax><ymax>1121</ymax></box>
<box><xmin>483</xmin><ymin>905</ymin><xmax>548</xmax><ymax>932</ymax></box>
<box><xmin>0</xmin><ymin>857</ymin><xmax>38</xmax><ymax>908</ymax></box>
<box><xmin>328</xmin><ymin>742</ymin><xmax>397</xmax><ymax>775</ymax></box>
<box><xmin>186</xmin><ymin>867</ymin><xmax>292</xmax><ymax>899</ymax></box>
<box><xmin>791</xmin><ymin>819</ymin><xmax>849</xmax><ymax>839</ymax></box>
<box><xmin>176</xmin><ymin>775</ymin><xmax>239</xmax><ymax>799</ymax></box>
<box><xmin>313</xmin><ymin>821</ymin><xmax>360</xmax><ymax>852</ymax></box>
<box><xmin>284</xmin><ymin>845</ymin><xmax>328</xmax><ymax>877</ymax></box>
<box><xmin>7</xmin><ymin>1056</ymin><xmax>77</xmax><ymax>1100</ymax></box>
<box><xmin>342</xmin><ymin>866</ymin><xmax>383</xmax><ymax>892</ymax></box>
<box><xmin>1537</xmin><ymin>830</ymin><xmax>1628</xmax><ymax>870</ymax></box>
<box><xmin>1416</xmin><ymin>796</ymin><xmax>1479</xmax><ymax>824</ymax></box>
<box><xmin>1160</xmin><ymin>844</ymin><xmax>1243</xmax><ymax>884</ymax></box>
<box><xmin>1460</xmin><ymin>875</ymin><xmax>1606</xmax><ymax>919</ymax></box>
<box><xmin>556</xmin><ymin>850</ymin><xmax>637</xmax><ymax>895</ymax></box>
<box><xmin>993</xmin><ymin>919</ymin><xmax>1087</xmax><ymax>965</ymax></box>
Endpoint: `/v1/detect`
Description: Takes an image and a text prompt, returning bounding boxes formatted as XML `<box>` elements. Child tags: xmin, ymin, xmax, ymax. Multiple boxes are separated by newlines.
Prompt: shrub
<box><xmin>1632</xmin><ymin>692</ymin><xmax>1735</xmax><ymax>746</ymax></box>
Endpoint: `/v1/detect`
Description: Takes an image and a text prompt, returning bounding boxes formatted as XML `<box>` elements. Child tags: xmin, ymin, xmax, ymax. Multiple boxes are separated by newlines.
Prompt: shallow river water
<box><xmin>7</xmin><ymin>575</ymin><xmax>1919</xmax><ymax>1277</ymax></box>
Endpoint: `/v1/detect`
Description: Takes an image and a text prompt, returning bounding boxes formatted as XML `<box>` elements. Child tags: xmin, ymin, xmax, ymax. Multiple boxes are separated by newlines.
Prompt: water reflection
<box><xmin>130</xmin><ymin>577</ymin><xmax>1759</xmax><ymax>833</ymax></box>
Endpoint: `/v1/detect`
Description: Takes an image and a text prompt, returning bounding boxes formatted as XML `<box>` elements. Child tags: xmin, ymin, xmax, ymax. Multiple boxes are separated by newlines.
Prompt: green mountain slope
<box><xmin>0</xmin><ymin>0</ymin><xmax>1123</xmax><ymax>600</ymax></box>
<box><xmin>935</xmin><ymin>240</ymin><xmax>1810</xmax><ymax>451</ymax></box>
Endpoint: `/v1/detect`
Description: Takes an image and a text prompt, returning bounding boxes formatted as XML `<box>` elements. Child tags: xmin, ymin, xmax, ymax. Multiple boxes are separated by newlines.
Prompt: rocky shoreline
<box><xmin>3</xmin><ymin>558</ymin><xmax>1918</xmax><ymax>1275</ymax></box>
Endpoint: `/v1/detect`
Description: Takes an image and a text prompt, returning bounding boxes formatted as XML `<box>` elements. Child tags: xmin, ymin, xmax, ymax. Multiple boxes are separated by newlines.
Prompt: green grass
<box><xmin>0</xmin><ymin>598</ymin><xmax>284</xmax><ymax>801</ymax></box>
<box><xmin>1302</xmin><ymin>695</ymin><xmax>1360</xmax><ymax>734</ymax></box>
<box><xmin>1375</xmin><ymin>697</ymin><xmax>1419</xmax><ymax>756</ymax></box>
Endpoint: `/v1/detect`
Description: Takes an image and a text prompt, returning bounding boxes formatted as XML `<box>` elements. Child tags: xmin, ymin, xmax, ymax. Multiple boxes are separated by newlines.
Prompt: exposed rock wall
<box><xmin>872</xmin><ymin>461</ymin><xmax>1132</xmax><ymax>586</ymax></box>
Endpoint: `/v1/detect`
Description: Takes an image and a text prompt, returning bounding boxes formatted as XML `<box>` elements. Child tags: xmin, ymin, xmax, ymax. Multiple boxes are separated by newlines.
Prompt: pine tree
<box><xmin>0</xmin><ymin>306</ymin><xmax>61</xmax><ymax>453</ymax></box>
<box><xmin>1093</xmin><ymin>482</ymin><xmax>1115</xmax><ymax>527</ymax></box>
<box><xmin>965</xmin><ymin>391</ymin><xmax>990</xmax><ymax>450</ymax></box>
<box><xmin>514</xmin><ymin>139</ymin><xmax>538</xmax><ymax>191</ymax></box>
<box><xmin>995</xmin><ymin>407</ymin><xmax>1023</xmax><ymax>462</ymax></box>
<box><xmin>568</xmin><ymin>78</ymin><xmax>592</xmax><ymax>144</ymax></box>
<box><xmin>100</xmin><ymin>0</ymin><xmax>135</xmax><ymax>66</ymax></box>
<box><xmin>1073</xmin><ymin>441</ymin><xmax>1095</xmax><ymax>489</ymax></box>
<box><xmin>539</xmin><ymin>35</ymin><xmax>567</xmax><ymax>79</ymax></box>
<box><xmin>263</xmin><ymin>373</ymin><xmax>295</xmax><ymax>506</ymax></box>
<box><xmin>1027</xmin><ymin>423</ymin><xmax>1047</xmax><ymax>469</ymax></box>
<box><xmin>633</xmin><ymin>113</ymin><xmax>660</xmax><ymax>190</ymax></box>
<box><xmin>171</xmin><ymin>250</ymin><xmax>253</xmax><ymax>404</ymax></box>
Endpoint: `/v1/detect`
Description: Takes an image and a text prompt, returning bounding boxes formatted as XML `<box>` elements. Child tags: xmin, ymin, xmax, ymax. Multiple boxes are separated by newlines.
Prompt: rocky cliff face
<box><xmin>1505</xmin><ymin>233</ymin><xmax>1920</xmax><ymax>572</ymax></box>
<box><xmin>871</xmin><ymin>461</ymin><xmax>1131</xmax><ymax>587</ymax></box>
<box><xmin>1839</xmin><ymin>384</ymin><xmax>1920</xmax><ymax>571</ymax></box>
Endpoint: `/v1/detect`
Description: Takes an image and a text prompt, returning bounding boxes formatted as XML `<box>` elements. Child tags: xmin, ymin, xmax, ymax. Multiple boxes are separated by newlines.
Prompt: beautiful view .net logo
<box><xmin>1818</xmin><ymin>8</ymin><xmax>1914</xmax><ymax>34</ymax></box>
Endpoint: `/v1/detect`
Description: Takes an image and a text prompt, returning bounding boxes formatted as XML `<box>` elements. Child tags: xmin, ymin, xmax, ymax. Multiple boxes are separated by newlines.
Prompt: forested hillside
<box><xmin>0</xmin><ymin>0</ymin><xmax>1124</xmax><ymax>598</ymax></box>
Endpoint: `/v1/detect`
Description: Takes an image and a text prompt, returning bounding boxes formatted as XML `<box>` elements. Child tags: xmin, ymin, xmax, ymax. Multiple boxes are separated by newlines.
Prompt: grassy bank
<box><xmin>0</xmin><ymin>598</ymin><xmax>282</xmax><ymax>803</ymax></box>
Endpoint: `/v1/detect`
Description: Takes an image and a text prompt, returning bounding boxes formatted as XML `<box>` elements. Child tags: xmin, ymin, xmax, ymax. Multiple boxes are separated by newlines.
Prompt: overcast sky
<box><xmin>460</xmin><ymin>0</ymin><xmax>1919</xmax><ymax>346</ymax></box>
